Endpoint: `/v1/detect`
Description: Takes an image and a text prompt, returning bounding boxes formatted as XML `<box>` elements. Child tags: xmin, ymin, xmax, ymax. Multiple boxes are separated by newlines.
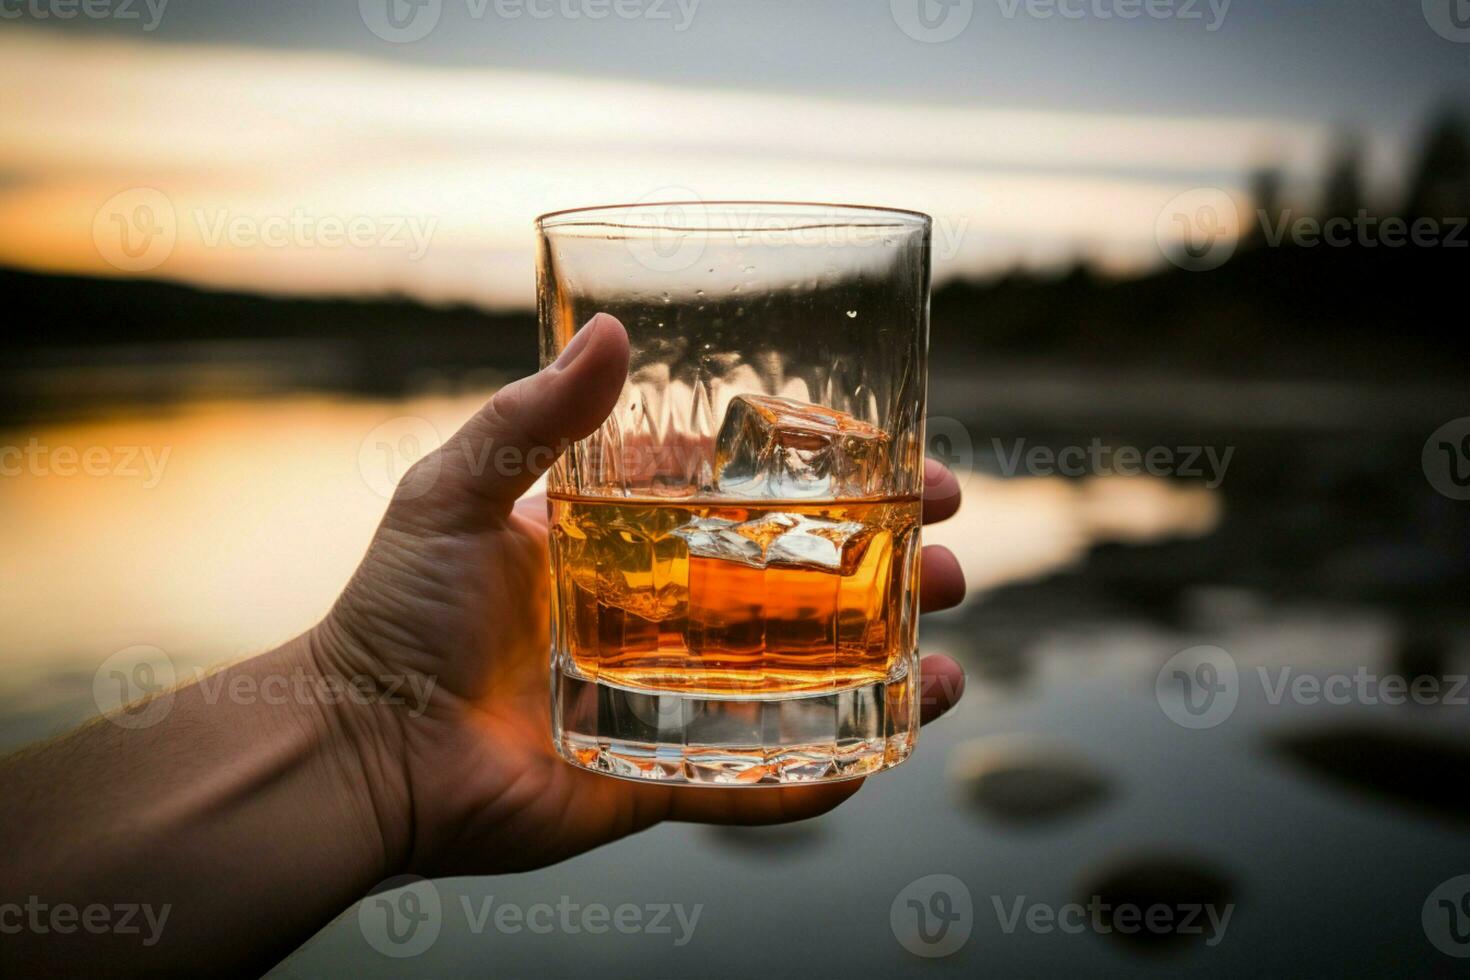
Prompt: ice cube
<box><xmin>713</xmin><ymin>395</ymin><xmax>890</xmax><ymax>498</ymax></box>
<box><xmin>673</xmin><ymin>511</ymin><xmax>876</xmax><ymax>574</ymax></box>
<box><xmin>670</xmin><ymin>516</ymin><xmax>765</xmax><ymax>567</ymax></box>
<box><xmin>555</xmin><ymin>505</ymin><xmax>689</xmax><ymax>621</ymax></box>
<box><xmin>760</xmin><ymin>513</ymin><xmax>875</xmax><ymax>573</ymax></box>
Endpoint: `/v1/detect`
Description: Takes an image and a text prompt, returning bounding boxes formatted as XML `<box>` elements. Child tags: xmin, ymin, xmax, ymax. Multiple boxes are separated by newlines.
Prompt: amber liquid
<box><xmin>549</xmin><ymin>494</ymin><xmax>922</xmax><ymax>697</ymax></box>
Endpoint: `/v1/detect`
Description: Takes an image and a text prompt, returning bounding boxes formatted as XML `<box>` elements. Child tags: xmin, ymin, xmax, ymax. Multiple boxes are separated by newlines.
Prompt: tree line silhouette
<box><xmin>4</xmin><ymin>106</ymin><xmax>1466</xmax><ymax>420</ymax></box>
<box><xmin>931</xmin><ymin>106</ymin><xmax>1468</xmax><ymax>381</ymax></box>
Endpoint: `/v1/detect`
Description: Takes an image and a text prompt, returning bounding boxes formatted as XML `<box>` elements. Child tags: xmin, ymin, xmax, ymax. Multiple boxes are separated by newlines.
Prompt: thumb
<box><xmin>388</xmin><ymin>313</ymin><xmax>629</xmax><ymax>531</ymax></box>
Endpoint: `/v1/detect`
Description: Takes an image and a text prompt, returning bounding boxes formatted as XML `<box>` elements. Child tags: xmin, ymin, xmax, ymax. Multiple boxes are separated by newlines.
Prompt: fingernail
<box><xmin>551</xmin><ymin>314</ymin><xmax>604</xmax><ymax>371</ymax></box>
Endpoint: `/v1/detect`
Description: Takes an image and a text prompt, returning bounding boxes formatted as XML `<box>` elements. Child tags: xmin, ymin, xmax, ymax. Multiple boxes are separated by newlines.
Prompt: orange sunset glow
<box><xmin>0</xmin><ymin>27</ymin><xmax>1334</xmax><ymax>307</ymax></box>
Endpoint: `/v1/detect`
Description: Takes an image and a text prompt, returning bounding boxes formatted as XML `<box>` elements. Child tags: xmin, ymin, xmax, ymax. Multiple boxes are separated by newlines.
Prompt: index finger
<box><xmin>923</xmin><ymin>458</ymin><xmax>963</xmax><ymax>524</ymax></box>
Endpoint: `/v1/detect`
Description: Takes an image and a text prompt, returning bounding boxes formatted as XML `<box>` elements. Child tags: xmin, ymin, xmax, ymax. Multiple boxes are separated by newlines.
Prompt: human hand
<box><xmin>317</xmin><ymin>313</ymin><xmax>967</xmax><ymax>878</ymax></box>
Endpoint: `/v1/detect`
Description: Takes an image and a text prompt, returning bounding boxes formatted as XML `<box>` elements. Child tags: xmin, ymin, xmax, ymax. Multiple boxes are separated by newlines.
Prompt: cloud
<box><xmin>0</xmin><ymin>28</ymin><xmax>1333</xmax><ymax>305</ymax></box>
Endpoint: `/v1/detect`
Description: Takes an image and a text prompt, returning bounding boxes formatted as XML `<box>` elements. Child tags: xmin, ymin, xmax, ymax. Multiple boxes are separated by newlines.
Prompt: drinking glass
<box><xmin>536</xmin><ymin>201</ymin><xmax>931</xmax><ymax>785</ymax></box>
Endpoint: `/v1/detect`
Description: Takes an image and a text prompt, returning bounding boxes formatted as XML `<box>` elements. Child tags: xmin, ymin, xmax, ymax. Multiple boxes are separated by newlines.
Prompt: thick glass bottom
<box><xmin>551</xmin><ymin>659</ymin><xmax>918</xmax><ymax>786</ymax></box>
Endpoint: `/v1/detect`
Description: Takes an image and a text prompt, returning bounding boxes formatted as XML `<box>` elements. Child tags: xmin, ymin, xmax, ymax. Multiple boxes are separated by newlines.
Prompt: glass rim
<box><xmin>535</xmin><ymin>200</ymin><xmax>932</xmax><ymax>233</ymax></box>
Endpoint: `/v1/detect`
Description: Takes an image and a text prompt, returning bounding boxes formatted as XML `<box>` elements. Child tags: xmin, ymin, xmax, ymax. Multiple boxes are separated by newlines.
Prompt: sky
<box><xmin>0</xmin><ymin>0</ymin><xmax>1465</xmax><ymax>308</ymax></box>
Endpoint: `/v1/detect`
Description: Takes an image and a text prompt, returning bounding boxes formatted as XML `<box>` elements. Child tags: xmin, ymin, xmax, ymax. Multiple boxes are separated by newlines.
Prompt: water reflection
<box><xmin>5</xmin><ymin>385</ymin><xmax>1470</xmax><ymax>978</ymax></box>
<box><xmin>1267</xmin><ymin>724</ymin><xmax>1470</xmax><ymax>827</ymax></box>
<box><xmin>0</xmin><ymin>391</ymin><xmax>1218</xmax><ymax>709</ymax></box>
<box><xmin>948</xmin><ymin>735</ymin><xmax>1112</xmax><ymax>826</ymax></box>
<box><xmin>1074</xmin><ymin>853</ymin><xmax>1236</xmax><ymax>953</ymax></box>
<box><xmin>925</xmin><ymin>472</ymin><xmax>1220</xmax><ymax>600</ymax></box>
<box><xmin>0</xmin><ymin>391</ymin><xmax>493</xmax><ymax>696</ymax></box>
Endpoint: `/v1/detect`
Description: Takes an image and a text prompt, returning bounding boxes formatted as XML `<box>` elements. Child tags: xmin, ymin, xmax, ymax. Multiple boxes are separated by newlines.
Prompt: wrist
<box><xmin>295</xmin><ymin>620</ymin><xmax>416</xmax><ymax>881</ymax></box>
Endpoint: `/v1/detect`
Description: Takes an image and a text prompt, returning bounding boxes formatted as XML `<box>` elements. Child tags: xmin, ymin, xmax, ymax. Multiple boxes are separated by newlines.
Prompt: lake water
<box><xmin>3</xmin><ymin>370</ymin><xmax>1468</xmax><ymax>976</ymax></box>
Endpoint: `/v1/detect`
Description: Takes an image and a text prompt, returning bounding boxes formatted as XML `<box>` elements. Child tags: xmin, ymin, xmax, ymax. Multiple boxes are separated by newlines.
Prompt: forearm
<box><xmin>0</xmin><ymin>630</ymin><xmax>408</xmax><ymax>978</ymax></box>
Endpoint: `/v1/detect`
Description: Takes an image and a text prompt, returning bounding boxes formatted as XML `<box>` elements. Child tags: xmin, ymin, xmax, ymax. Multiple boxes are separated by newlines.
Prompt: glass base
<box><xmin>551</xmin><ymin>660</ymin><xmax>918</xmax><ymax>786</ymax></box>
